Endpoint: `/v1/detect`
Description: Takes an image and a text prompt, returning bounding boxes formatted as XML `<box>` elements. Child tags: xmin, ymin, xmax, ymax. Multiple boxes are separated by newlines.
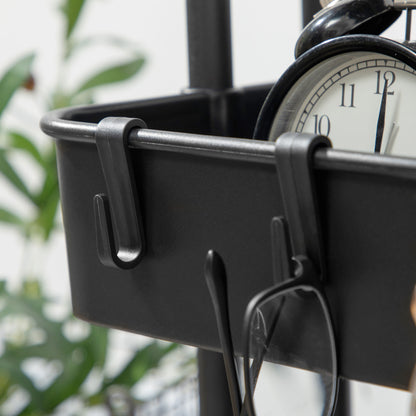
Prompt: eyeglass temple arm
<box><xmin>205</xmin><ymin>248</ymin><xmax>287</xmax><ymax>416</ymax></box>
<box><xmin>204</xmin><ymin>250</ymin><xmax>242</xmax><ymax>416</ymax></box>
<box><xmin>204</xmin><ymin>219</ymin><xmax>297</xmax><ymax>416</ymax></box>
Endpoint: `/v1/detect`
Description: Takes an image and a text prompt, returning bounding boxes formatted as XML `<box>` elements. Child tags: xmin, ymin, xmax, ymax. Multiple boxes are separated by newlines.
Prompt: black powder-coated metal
<box><xmin>186</xmin><ymin>0</ymin><xmax>233</xmax><ymax>90</ymax></box>
<box><xmin>275</xmin><ymin>133</ymin><xmax>331</xmax><ymax>280</ymax></box>
<box><xmin>42</xmin><ymin>86</ymin><xmax>269</xmax><ymax>416</ymax></box>
<box><xmin>302</xmin><ymin>0</ymin><xmax>322</xmax><ymax>27</ymax></box>
<box><xmin>39</xmin><ymin>6</ymin><xmax>416</xmax><ymax>415</ymax></box>
<box><xmin>185</xmin><ymin>1</ymin><xmax>235</xmax><ymax>411</ymax></box>
<box><xmin>296</xmin><ymin>0</ymin><xmax>401</xmax><ymax>57</ymax></box>
<box><xmin>41</xmin><ymin>88</ymin><xmax>416</xmax><ymax>391</ymax></box>
<box><xmin>197</xmin><ymin>349</ymin><xmax>234</xmax><ymax>416</ymax></box>
<box><xmin>94</xmin><ymin>117</ymin><xmax>147</xmax><ymax>269</ymax></box>
<box><xmin>334</xmin><ymin>378</ymin><xmax>352</xmax><ymax>416</ymax></box>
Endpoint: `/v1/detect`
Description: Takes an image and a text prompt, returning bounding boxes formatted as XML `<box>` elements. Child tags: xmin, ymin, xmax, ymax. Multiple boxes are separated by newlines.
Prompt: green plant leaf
<box><xmin>33</xmin><ymin>183</ymin><xmax>60</xmax><ymax>241</ymax></box>
<box><xmin>0</xmin><ymin>289</ymin><xmax>106</xmax><ymax>414</ymax></box>
<box><xmin>0</xmin><ymin>54</ymin><xmax>35</xmax><ymax>118</ymax></box>
<box><xmin>0</xmin><ymin>357</ymin><xmax>42</xmax><ymax>404</ymax></box>
<box><xmin>6</xmin><ymin>131</ymin><xmax>45</xmax><ymax>169</ymax></box>
<box><xmin>3</xmin><ymin>344</ymin><xmax>60</xmax><ymax>363</ymax></box>
<box><xmin>75</xmin><ymin>56</ymin><xmax>145</xmax><ymax>95</ymax></box>
<box><xmin>66</xmin><ymin>35</ymin><xmax>142</xmax><ymax>59</ymax></box>
<box><xmin>84</xmin><ymin>325</ymin><xmax>108</xmax><ymax>369</ymax></box>
<box><xmin>0</xmin><ymin>292</ymin><xmax>70</xmax><ymax>355</ymax></box>
<box><xmin>51</xmin><ymin>91</ymin><xmax>73</xmax><ymax>110</ymax></box>
<box><xmin>34</xmin><ymin>150</ymin><xmax>57</xmax><ymax>205</ymax></box>
<box><xmin>61</xmin><ymin>0</ymin><xmax>86</xmax><ymax>40</ymax></box>
<box><xmin>0</xmin><ymin>150</ymin><xmax>35</xmax><ymax>204</ymax></box>
<box><xmin>103</xmin><ymin>342</ymin><xmax>178</xmax><ymax>389</ymax></box>
<box><xmin>32</xmin><ymin>344</ymin><xmax>95</xmax><ymax>413</ymax></box>
<box><xmin>0</xmin><ymin>206</ymin><xmax>25</xmax><ymax>226</ymax></box>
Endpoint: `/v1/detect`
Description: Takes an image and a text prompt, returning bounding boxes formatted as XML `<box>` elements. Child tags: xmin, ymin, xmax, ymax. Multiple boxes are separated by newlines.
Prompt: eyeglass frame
<box><xmin>242</xmin><ymin>253</ymin><xmax>338</xmax><ymax>416</ymax></box>
<box><xmin>205</xmin><ymin>133</ymin><xmax>339</xmax><ymax>416</ymax></box>
<box><xmin>204</xmin><ymin>218</ymin><xmax>339</xmax><ymax>416</ymax></box>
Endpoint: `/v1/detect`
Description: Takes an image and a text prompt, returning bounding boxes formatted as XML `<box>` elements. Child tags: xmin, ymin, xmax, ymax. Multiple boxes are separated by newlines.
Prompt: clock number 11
<box><xmin>340</xmin><ymin>83</ymin><xmax>356</xmax><ymax>107</ymax></box>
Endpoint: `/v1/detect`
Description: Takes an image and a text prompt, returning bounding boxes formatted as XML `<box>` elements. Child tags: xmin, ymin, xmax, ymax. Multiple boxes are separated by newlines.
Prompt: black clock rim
<box><xmin>253</xmin><ymin>35</ymin><xmax>416</xmax><ymax>141</ymax></box>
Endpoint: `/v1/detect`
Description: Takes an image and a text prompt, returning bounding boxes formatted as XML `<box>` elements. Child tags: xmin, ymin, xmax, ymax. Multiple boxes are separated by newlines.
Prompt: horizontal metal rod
<box><xmin>131</xmin><ymin>128</ymin><xmax>276</xmax><ymax>163</ymax></box>
<box><xmin>132</xmin><ymin>128</ymin><xmax>416</xmax><ymax>181</ymax></box>
<box><xmin>394</xmin><ymin>0</ymin><xmax>416</xmax><ymax>9</ymax></box>
<box><xmin>41</xmin><ymin>109</ymin><xmax>416</xmax><ymax>182</ymax></box>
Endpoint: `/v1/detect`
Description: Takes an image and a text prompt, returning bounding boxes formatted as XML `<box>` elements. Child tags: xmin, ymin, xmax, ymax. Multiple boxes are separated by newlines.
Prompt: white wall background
<box><xmin>0</xmin><ymin>0</ymin><xmax>302</xmax><ymax>102</ymax></box>
<box><xmin>0</xmin><ymin>1</ymin><xmax>413</xmax><ymax>415</ymax></box>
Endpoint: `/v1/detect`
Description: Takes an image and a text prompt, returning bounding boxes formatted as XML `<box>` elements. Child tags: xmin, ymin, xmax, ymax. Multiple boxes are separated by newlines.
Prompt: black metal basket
<box><xmin>40</xmin><ymin>4</ymin><xmax>416</xmax><ymax>414</ymax></box>
<box><xmin>41</xmin><ymin>85</ymin><xmax>416</xmax><ymax>391</ymax></box>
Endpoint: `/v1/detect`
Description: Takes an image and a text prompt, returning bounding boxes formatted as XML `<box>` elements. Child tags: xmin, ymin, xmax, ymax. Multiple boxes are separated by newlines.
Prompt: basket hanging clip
<box><xmin>94</xmin><ymin>117</ymin><xmax>146</xmax><ymax>269</ymax></box>
<box><xmin>274</xmin><ymin>133</ymin><xmax>331</xmax><ymax>281</ymax></box>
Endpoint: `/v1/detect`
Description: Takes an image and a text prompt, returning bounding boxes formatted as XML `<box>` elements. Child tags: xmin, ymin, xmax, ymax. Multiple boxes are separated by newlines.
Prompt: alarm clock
<box><xmin>254</xmin><ymin>0</ymin><xmax>416</xmax><ymax>157</ymax></box>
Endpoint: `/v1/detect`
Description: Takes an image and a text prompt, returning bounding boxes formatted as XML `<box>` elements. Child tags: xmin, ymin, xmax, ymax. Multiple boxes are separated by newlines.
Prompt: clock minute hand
<box><xmin>374</xmin><ymin>80</ymin><xmax>389</xmax><ymax>153</ymax></box>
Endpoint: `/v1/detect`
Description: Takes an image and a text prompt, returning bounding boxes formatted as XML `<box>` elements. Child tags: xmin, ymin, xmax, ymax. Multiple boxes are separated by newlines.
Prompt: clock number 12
<box><xmin>375</xmin><ymin>70</ymin><xmax>396</xmax><ymax>95</ymax></box>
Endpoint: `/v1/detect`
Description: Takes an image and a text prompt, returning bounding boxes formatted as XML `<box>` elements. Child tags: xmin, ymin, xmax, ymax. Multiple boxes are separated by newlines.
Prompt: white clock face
<box><xmin>269</xmin><ymin>52</ymin><xmax>416</xmax><ymax>157</ymax></box>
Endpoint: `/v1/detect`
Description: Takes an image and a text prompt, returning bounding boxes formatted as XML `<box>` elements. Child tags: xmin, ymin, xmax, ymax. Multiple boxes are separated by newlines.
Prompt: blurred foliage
<box><xmin>0</xmin><ymin>0</ymin><xmax>146</xmax><ymax>241</ymax></box>
<box><xmin>0</xmin><ymin>280</ymin><xmax>181</xmax><ymax>415</ymax></box>
<box><xmin>0</xmin><ymin>1</ymin><xmax>191</xmax><ymax>414</ymax></box>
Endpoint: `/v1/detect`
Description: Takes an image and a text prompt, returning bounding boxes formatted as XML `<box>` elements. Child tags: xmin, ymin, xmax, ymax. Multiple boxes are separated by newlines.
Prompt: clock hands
<box><xmin>384</xmin><ymin>122</ymin><xmax>399</xmax><ymax>154</ymax></box>
<box><xmin>374</xmin><ymin>79</ymin><xmax>389</xmax><ymax>153</ymax></box>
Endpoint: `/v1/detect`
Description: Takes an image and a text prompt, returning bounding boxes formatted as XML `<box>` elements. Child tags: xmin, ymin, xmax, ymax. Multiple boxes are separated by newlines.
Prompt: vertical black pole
<box><xmin>302</xmin><ymin>0</ymin><xmax>321</xmax><ymax>27</ymax></box>
<box><xmin>198</xmin><ymin>350</ymin><xmax>234</xmax><ymax>416</ymax></box>
<box><xmin>186</xmin><ymin>0</ymin><xmax>233</xmax><ymax>90</ymax></box>
<box><xmin>186</xmin><ymin>2</ymin><xmax>234</xmax><ymax>415</ymax></box>
<box><xmin>334</xmin><ymin>378</ymin><xmax>352</xmax><ymax>416</ymax></box>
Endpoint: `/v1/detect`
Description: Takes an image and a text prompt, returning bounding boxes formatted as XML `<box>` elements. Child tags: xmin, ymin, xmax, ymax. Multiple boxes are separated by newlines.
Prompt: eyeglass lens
<box><xmin>247</xmin><ymin>289</ymin><xmax>336</xmax><ymax>416</ymax></box>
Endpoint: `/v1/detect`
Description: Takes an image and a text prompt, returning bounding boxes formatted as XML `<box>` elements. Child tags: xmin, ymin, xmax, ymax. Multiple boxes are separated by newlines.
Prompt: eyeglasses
<box><xmin>409</xmin><ymin>285</ymin><xmax>416</xmax><ymax>415</ymax></box>
<box><xmin>203</xmin><ymin>133</ymin><xmax>338</xmax><ymax>415</ymax></box>
<box><xmin>204</xmin><ymin>217</ymin><xmax>339</xmax><ymax>416</ymax></box>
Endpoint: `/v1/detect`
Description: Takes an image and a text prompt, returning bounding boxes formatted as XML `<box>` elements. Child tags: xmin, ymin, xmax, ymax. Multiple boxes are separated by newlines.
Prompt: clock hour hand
<box><xmin>374</xmin><ymin>80</ymin><xmax>389</xmax><ymax>153</ymax></box>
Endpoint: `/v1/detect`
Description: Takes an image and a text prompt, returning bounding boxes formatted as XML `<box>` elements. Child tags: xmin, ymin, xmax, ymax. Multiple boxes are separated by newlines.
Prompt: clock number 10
<box><xmin>313</xmin><ymin>114</ymin><xmax>331</xmax><ymax>136</ymax></box>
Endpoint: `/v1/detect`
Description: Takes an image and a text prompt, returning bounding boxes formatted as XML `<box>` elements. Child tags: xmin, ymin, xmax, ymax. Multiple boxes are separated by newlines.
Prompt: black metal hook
<box><xmin>94</xmin><ymin>117</ymin><xmax>147</xmax><ymax>269</ymax></box>
<box><xmin>274</xmin><ymin>133</ymin><xmax>331</xmax><ymax>280</ymax></box>
<box><xmin>270</xmin><ymin>216</ymin><xmax>294</xmax><ymax>284</ymax></box>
